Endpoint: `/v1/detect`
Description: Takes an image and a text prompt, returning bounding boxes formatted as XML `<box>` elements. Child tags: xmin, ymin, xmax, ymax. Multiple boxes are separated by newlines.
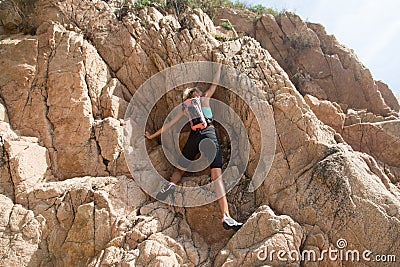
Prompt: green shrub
<box><xmin>212</xmin><ymin>32</ymin><xmax>238</xmax><ymax>41</ymax></box>
<box><xmin>134</xmin><ymin>0</ymin><xmax>165</xmax><ymax>9</ymax></box>
<box><xmin>231</xmin><ymin>0</ymin><xmax>249</xmax><ymax>9</ymax></box>
<box><xmin>132</xmin><ymin>0</ymin><xmax>283</xmax><ymax>20</ymax></box>
<box><xmin>219</xmin><ymin>20</ymin><xmax>232</xmax><ymax>30</ymax></box>
<box><xmin>249</xmin><ymin>4</ymin><xmax>280</xmax><ymax>17</ymax></box>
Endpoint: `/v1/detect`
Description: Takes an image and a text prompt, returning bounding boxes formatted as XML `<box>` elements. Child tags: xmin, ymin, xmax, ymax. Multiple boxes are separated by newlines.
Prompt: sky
<box><xmin>245</xmin><ymin>0</ymin><xmax>400</xmax><ymax>97</ymax></box>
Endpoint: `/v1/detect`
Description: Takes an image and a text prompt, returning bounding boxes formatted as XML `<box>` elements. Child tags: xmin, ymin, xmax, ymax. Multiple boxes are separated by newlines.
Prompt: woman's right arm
<box><xmin>145</xmin><ymin>111</ymin><xmax>185</xmax><ymax>139</ymax></box>
<box><xmin>203</xmin><ymin>63</ymin><xmax>222</xmax><ymax>99</ymax></box>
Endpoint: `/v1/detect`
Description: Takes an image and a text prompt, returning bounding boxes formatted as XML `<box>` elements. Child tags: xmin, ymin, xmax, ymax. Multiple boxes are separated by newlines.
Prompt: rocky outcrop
<box><xmin>0</xmin><ymin>123</ymin><xmax>14</xmax><ymax>201</ymax></box>
<box><xmin>23</xmin><ymin>174</ymin><xmax>213</xmax><ymax>266</ymax></box>
<box><xmin>0</xmin><ymin>194</ymin><xmax>45</xmax><ymax>266</ymax></box>
<box><xmin>304</xmin><ymin>94</ymin><xmax>345</xmax><ymax>133</ymax></box>
<box><xmin>1</xmin><ymin>1</ymin><xmax>400</xmax><ymax>266</ymax></box>
<box><xmin>342</xmin><ymin>121</ymin><xmax>400</xmax><ymax>168</ymax></box>
<box><xmin>214</xmin><ymin>8</ymin><xmax>400</xmax><ymax>186</ymax></box>
<box><xmin>0</xmin><ymin>26</ymin><xmax>109</xmax><ymax>179</ymax></box>
<box><xmin>4</xmin><ymin>136</ymin><xmax>51</xmax><ymax>205</ymax></box>
<box><xmin>377</xmin><ymin>80</ymin><xmax>400</xmax><ymax>112</ymax></box>
<box><xmin>215</xmin><ymin>8</ymin><xmax>400</xmax><ymax>117</ymax></box>
<box><xmin>215</xmin><ymin>205</ymin><xmax>304</xmax><ymax>266</ymax></box>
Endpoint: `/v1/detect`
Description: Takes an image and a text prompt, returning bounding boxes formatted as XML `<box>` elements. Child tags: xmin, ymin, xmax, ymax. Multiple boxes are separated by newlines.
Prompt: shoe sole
<box><xmin>222</xmin><ymin>222</ymin><xmax>242</xmax><ymax>231</ymax></box>
<box><xmin>156</xmin><ymin>187</ymin><xmax>175</xmax><ymax>201</ymax></box>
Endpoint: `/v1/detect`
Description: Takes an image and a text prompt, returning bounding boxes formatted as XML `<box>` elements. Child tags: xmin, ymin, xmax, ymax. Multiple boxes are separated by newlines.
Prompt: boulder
<box><xmin>304</xmin><ymin>94</ymin><xmax>345</xmax><ymax>133</ymax></box>
<box><xmin>26</xmin><ymin>176</ymin><xmax>148</xmax><ymax>266</ymax></box>
<box><xmin>258</xmin><ymin>143</ymin><xmax>400</xmax><ymax>265</ymax></box>
<box><xmin>4</xmin><ymin>136</ymin><xmax>50</xmax><ymax>205</ymax></box>
<box><xmin>0</xmin><ymin>194</ymin><xmax>46</xmax><ymax>266</ymax></box>
<box><xmin>342</xmin><ymin>120</ymin><xmax>400</xmax><ymax>168</ymax></box>
<box><xmin>344</xmin><ymin>108</ymin><xmax>388</xmax><ymax>126</ymax></box>
<box><xmin>94</xmin><ymin>117</ymin><xmax>124</xmax><ymax>175</ymax></box>
<box><xmin>100</xmin><ymin>78</ymin><xmax>130</xmax><ymax>119</ymax></box>
<box><xmin>215</xmin><ymin>205</ymin><xmax>303</xmax><ymax>266</ymax></box>
<box><xmin>89</xmin><ymin>201</ymin><xmax>210</xmax><ymax>266</ymax></box>
<box><xmin>377</xmin><ymin>80</ymin><xmax>400</xmax><ymax>112</ymax></box>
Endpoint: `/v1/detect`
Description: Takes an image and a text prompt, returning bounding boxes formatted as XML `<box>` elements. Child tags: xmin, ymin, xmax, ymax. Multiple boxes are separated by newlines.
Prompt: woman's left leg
<box><xmin>205</xmin><ymin>127</ymin><xmax>242</xmax><ymax>230</ymax></box>
<box><xmin>211</xmin><ymin>167</ymin><xmax>242</xmax><ymax>231</ymax></box>
<box><xmin>211</xmin><ymin>167</ymin><xmax>229</xmax><ymax>217</ymax></box>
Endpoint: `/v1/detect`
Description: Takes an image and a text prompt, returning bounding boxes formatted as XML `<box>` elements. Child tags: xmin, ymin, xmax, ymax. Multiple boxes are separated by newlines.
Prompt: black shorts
<box><xmin>179</xmin><ymin>127</ymin><xmax>223</xmax><ymax>169</ymax></box>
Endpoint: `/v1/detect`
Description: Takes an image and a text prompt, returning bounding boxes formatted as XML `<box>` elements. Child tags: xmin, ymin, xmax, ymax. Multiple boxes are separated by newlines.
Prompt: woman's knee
<box><xmin>210</xmin><ymin>168</ymin><xmax>222</xmax><ymax>180</ymax></box>
<box><xmin>174</xmin><ymin>168</ymin><xmax>185</xmax><ymax>175</ymax></box>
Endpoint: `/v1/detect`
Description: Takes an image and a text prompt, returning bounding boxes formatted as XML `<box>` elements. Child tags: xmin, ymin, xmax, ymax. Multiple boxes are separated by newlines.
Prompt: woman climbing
<box><xmin>145</xmin><ymin>65</ymin><xmax>242</xmax><ymax>231</ymax></box>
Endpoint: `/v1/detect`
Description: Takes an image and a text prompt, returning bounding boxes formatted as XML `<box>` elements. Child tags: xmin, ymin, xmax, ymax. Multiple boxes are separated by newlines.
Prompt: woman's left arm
<box><xmin>145</xmin><ymin>111</ymin><xmax>184</xmax><ymax>139</ymax></box>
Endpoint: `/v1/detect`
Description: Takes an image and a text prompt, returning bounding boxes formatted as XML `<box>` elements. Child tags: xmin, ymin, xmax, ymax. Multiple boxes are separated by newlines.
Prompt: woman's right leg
<box><xmin>170</xmin><ymin>168</ymin><xmax>185</xmax><ymax>184</ymax></box>
<box><xmin>157</xmin><ymin>131</ymin><xmax>198</xmax><ymax>201</ymax></box>
<box><xmin>156</xmin><ymin>167</ymin><xmax>184</xmax><ymax>201</ymax></box>
<box><xmin>175</xmin><ymin>130</ymin><xmax>199</xmax><ymax>184</ymax></box>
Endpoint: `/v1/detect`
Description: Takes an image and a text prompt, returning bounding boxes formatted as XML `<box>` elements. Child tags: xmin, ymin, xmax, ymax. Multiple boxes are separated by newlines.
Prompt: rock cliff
<box><xmin>0</xmin><ymin>1</ymin><xmax>399</xmax><ymax>266</ymax></box>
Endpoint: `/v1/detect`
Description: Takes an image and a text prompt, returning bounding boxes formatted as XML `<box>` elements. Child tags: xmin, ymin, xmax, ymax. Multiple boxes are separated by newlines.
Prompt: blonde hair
<box><xmin>182</xmin><ymin>87</ymin><xmax>201</xmax><ymax>101</ymax></box>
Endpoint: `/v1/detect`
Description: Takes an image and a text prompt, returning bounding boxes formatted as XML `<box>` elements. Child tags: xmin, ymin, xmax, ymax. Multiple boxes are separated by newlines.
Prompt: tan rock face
<box><xmin>99</xmin><ymin>78</ymin><xmax>130</xmax><ymax>119</ymax></box>
<box><xmin>214</xmin><ymin>6</ymin><xmax>400</xmax><ymax>197</ymax></box>
<box><xmin>0</xmin><ymin>26</ymin><xmax>107</xmax><ymax>179</ymax></box>
<box><xmin>258</xmin><ymin>143</ymin><xmax>400</xmax><ymax>262</ymax></box>
<box><xmin>0</xmin><ymin>123</ymin><xmax>15</xmax><ymax>200</ymax></box>
<box><xmin>342</xmin><ymin>120</ymin><xmax>400</xmax><ymax>168</ymax></box>
<box><xmin>215</xmin><ymin>205</ymin><xmax>303</xmax><ymax>266</ymax></box>
<box><xmin>46</xmin><ymin>28</ymin><xmax>108</xmax><ymax>178</ymax></box>
<box><xmin>377</xmin><ymin>80</ymin><xmax>400</xmax><ymax>112</ymax></box>
<box><xmin>0</xmin><ymin>194</ymin><xmax>46</xmax><ymax>266</ymax></box>
<box><xmin>26</xmin><ymin>176</ymin><xmax>150</xmax><ymax>266</ymax></box>
<box><xmin>1</xmin><ymin>1</ymin><xmax>400</xmax><ymax>266</ymax></box>
<box><xmin>304</xmin><ymin>94</ymin><xmax>345</xmax><ymax>133</ymax></box>
<box><xmin>215</xmin><ymin>8</ymin><xmax>399</xmax><ymax>117</ymax></box>
<box><xmin>0</xmin><ymin>36</ymin><xmax>44</xmax><ymax>139</ymax></box>
<box><xmin>4</xmin><ymin>136</ymin><xmax>50</xmax><ymax>205</ymax></box>
<box><xmin>94</xmin><ymin>117</ymin><xmax>124</xmax><ymax>175</ymax></box>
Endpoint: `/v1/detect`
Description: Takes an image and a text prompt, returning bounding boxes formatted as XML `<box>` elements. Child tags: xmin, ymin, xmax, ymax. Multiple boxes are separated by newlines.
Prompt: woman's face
<box><xmin>193</xmin><ymin>90</ymin><xmax>203</xmax><ymax>97</ymax></box>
